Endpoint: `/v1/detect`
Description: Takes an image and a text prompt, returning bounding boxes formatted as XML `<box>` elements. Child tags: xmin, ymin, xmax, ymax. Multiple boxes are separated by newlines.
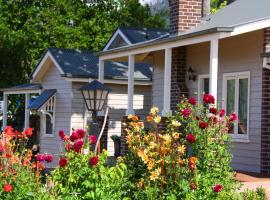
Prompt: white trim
<box><xmin>126</xmin><ymin>55</ymin><xmax>135</xmax><ymax>115</ymax></box>
<box><xmin>100</xmin><ymin>33</ymin><xmax>221</xmax><ymax>60</ymax></box>
<box><xmin>263</xmin><ymin>57</ymin><xmax>270</xmax><ymax>69</ymax></box>
<box><xmin>3</xmin><ymin>90</ymin><xmax>40</xmax><ymax>95</ymax></box>
<box><xmin>32</xmin><ymin>51</ymin><xmax>64</xmax><ymax>80</ymax></box>
<box><xmin>98</xmin><ymin>59</ymin><xmax>104</xmax><ymax>83</ymax></box>
<box><xmin>63</xmin><ymin>77</ymin><xmax>152</xmax><ymax>85</ymax></box>
<box><xmin>209</xmin><ymin>38</ymin><xmax>219</xmax><ymax>102</ymax></box>
<box><xmin>24</xmin><ymin>94</ymin><xmax>30</xmax><ymax>129</ymax></box>
<box><xmin>222</xmin><ymin>71</ymin><xmax>250</xmax><ymax>141</ymax></box>
<box><xmin>2</xmin><ymin>94</ymin><xmax>8</xmax><ymax>129</ymax></box>
<box><xmin>198</xmin><ymin>74</ymin><xmax>209</xmax><ymax>103</ymax></box>
<box><xmin>103</xmin><ymin>29</ymin><xmax>132</xmax><ymax>51</ymax></box>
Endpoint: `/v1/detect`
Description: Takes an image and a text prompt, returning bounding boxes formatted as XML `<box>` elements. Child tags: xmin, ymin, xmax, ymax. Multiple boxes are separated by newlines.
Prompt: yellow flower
<box><xmin>149</xmin><ymin>141</ymin><xmax>157</xmax><ymax>148</ymax></box>
<box><xmin>150</xmin><ymin>106</ymin><xmax>159</xmax><ymax>115</ymax></box>
<box><xmin>128</xmin><ymin>114</ymin><xmax>139</xmax><ymax>122</ymax></box>
<box><xmin>171</xmin><ymin>120</ymin><xmax>181</xmax><ymax>127</ymax></box>
<box><xmin>162</xmin><ymin>134</ymin><xmax>172</xmax><ymax>144</ymax></box>
<box><xmin>178</xmin><ymin>145</ymin><xmax>186</xmax><ymax>155</ymax></box>
<box><xmin>172</xmin><ymin>132</ymin><xmax>180</xmax><ymax>139</ymax></box>
<box><xmin>147</xmin><ymin>159</ymin><xmax>155</xmax><ymax>170</ymax></box>
<box><xmin>150</xmin><ymin>168</ymin><xmax>161</xmax><ymax>181</ymax></box>
<box><xmin>137</xmin><ymin>179</ymin><xmax>144</xmax><ymax>188</ymax></box>
<box><xmin>153</xmin><ymin>116</ymin><xmax>161</xmax><ymax>123</ymax></box>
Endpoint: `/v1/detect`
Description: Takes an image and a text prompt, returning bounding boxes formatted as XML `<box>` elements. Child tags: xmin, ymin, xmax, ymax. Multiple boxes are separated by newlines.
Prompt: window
<box><xmin>223</xmin><ymin>72</ymin><xmax>250</xmax><ymax>139</ymax></box>
<box><xmin>45</xmin><ymin>114</ymin><xmax>53</xmax><ymax>135</ymax></box>
<box><xmin>198</xmin><ymin>75</ymin><xmax>210</xmax><ymax>102</ymax></box>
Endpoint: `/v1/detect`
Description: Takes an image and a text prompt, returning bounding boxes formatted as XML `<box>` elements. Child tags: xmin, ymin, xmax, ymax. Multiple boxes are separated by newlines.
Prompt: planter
<box><xmin>111</xmin><ymin>135</ymin><xmax>121</xmax><ymax>157</ymax></box>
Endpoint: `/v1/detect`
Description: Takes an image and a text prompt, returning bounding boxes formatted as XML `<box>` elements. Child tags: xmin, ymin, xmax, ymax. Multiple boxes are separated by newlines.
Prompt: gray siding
<box><xmin>186</xmin><ymin>30</ymin><xmax>263</xmax><ymax>173</ymax></box>
<box><xmin>40</xmin><ymin>64</ymin><xmax>72</xmax><ymax>167</ymax></box>
<box><xmin>71</xmin><ymin>82</ymin><xmax>152</xmax><ymax>155</ymax></box>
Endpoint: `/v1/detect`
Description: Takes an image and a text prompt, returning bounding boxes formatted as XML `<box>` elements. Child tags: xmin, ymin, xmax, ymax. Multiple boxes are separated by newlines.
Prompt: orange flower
<box><xmin>146</xmin><ymin>115</ymin><xmax>153</xmax><ymax>122</ymax></box>
<box><xmin>178</xmin><ymin>159</ymin><xmax>185</xmax><ymax>167</ymax></box>
<box><xmin>189</xmin><ymin>157</ymin><xmax>198</xmax><ymax>164</ymax></box>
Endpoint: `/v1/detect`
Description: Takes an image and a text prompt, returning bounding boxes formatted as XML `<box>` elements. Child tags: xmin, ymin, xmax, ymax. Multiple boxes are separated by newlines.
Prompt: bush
<box><xmin>124</xmin><ymin>95</ymin><xmax>241</xmax><ymax>199</ymax></box>
<box><xmin>51</xmin><ymin>129</ymin><xmax>126</xmax><ymax>200</ymax></box>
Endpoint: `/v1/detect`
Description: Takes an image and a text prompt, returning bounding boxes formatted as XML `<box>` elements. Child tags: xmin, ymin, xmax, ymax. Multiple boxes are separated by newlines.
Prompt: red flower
<box><xmin>89</xmin><ymin>135</ymin><xmax>97</xmax><ymax>145</ymax></box>
<box><xmin>36</xmin><ymin>154</ymin><xmax>45</xmax><ymax>162</ymax></box>
<box><xmin>70</xmin><ymin>132</ymin><xmax>79</xmax><ymax>142</ymax></box>
<box><xmin>199</xmin><ymin>121</ymin><xmax>208</xmax><ymax>129</ymax></box>
<box><xmin>58</xmin><ymin>157</ymin><xmax>68</xmax><ymax>168</ymax></box>
<box><xmin>76</xmin><ymin>129</ymin><xmax>86</xmax><ymax>139</ymax></box>
<box><xmin>203</xmin><ymin>94</ymin><xmax>215</xmax><ymax>104</ymax></box>
<box><xmin>24</xmin><ymin>128</ymin><xmax>33</xmax><ymax>137</ymax></box>
<box><xmin>59</xmin><ymin>130</ymin><xmax>65</xmax><ymax>140</ymax></box>
<box><xmin>229</xmin><ymin>112</ymin><xmax>237</xmax><ymax>122</ymax></box>
<box><xmin>72</xmin><ymin>140</ymin><xmax>84</xmax><ymax>153</ymax></box>
<box><xmin>190</xmin><ymin>182</ymin><xmax>197</xmax><ymax>190</ymax></box>
<box><xmin>44</xmin><ymin>154</ymin><xmax>54</xmax><ymax>163</ymax></box>
<box><xmin>186</xmin><ymin>134</ymin><xmax>196</xmax><ymax>144</ymax></box>
<box><xmin>4</xmin><ymin>126</ymin><xmax>13</xmax><ymax>134</ymax></box>
<box><xmin>188</xmin><ymin>97</ymin><xmax>197</xmax><ymax>105</ymax></box>
<box><xmin>195</xmin><ymin>116</ymin><xmax>200</xmax><ymax>120</ymax></box>
<box><xmin>3</xmin><ymin>184</ymin><xmax>12</xmax><ymax>192</ymax></box>
<box><xmin>213</xmin><ymin>184</ymin><xmax>223</xmax><ymax>193</ymax></box>
<box><xmin>182</xmin><ymin>108</ymin><xmax>191</xmax><ymax>118</ymax></box>
<box><xmin>89</xmin><ymin>156</ymin><xmax>99</xmax><ymax>166</ymax></box>
<box><xmin>219</xmin><ymin>109</ymin><xmax>226</xmax><ymax>117</ymax></box>
<box><xmin>209</xmin><ymin>107</ymin><xmax>217</xmax><ymax>115</ymax></box>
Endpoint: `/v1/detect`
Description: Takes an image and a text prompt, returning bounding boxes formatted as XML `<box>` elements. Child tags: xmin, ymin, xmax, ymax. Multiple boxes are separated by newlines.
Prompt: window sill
<box><xmin>43</xmin><ymin>134</ymin><xmax>55</xmax><ymax>138</ymax></box>
<box><xmin>231</xmin><ymin>138</ymin><xmax>250</xmax><ymax>143</ymax></box>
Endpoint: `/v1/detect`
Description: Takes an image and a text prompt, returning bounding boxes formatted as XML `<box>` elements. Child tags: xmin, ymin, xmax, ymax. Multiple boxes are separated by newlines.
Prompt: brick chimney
<box><xmin>168</xmin><ymin>0</ymin><xmax>203</xmax><ymax>35</ymax></box>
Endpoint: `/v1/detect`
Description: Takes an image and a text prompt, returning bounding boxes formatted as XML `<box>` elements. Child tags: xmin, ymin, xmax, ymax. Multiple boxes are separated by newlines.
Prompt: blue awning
<box><xmin>28</xmin><ymin>89</ymin><xmax>56</xmax><ymax>110</ymax></box>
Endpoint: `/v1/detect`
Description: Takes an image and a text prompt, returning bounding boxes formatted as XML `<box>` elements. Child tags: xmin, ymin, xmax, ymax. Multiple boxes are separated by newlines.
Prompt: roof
<box><xmin>100</xmin><ymin>0</ymin><xmax>270</xmax><ymax>56</ymax></box>
<box><xmin>33</xmin><ymin>48</ymin><xmax>152</xmax><ymax>81</ymax></box>
<box><xmin>28</xmin><ymin>89</ymin><xmax>56</xmax><ymax>110</ymax></box>
<box><xmin>0</xmin><ymin>83</ymin><xmax>42</xmax><ymax>92</ymax></box>
<box><xmin>118</xmin><ymin>27</ymin><xmax>169</xmax><ymax>44</ymax></box>
<box><xmin>185</xmin><ymin>0</ymin><xmax>270</xmax><ymax>35</ymax></box>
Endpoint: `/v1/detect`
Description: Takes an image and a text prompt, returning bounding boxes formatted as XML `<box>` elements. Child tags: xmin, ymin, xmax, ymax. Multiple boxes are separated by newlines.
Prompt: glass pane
<box><xmin>238</xmin><ymin>78</ymin><xmax>248</xmax><ymax>134</ymax></box>
<box><xmin>227</xmin><ymin>79</ymin><xmax>235</xmax><ymax>134</ymax></box>
<box><xmin>203</xmin><ymin>78</ymin><xmax>210</xmax><ymax>94</ymax></box>
<box><xmin>46</xmin><ymin>115</ymin><xmax>53</xmax><ymax>134</ymax></box>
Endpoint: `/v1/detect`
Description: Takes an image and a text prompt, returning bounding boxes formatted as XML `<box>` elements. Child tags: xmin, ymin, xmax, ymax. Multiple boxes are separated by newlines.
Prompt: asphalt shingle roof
<box><xmin>0</xmin><ymin>83</ymin><xmax>42</xmax><ymax>92</ymax></box>
<box><xmin>28</xmin><ymin>89</ymin><xmax>56</xmax><ymax>110</ymax></box>
<box><xmin>46</xmin><ymin>48</ymin><xmax>152</xmax><ymax>81</ymax></box>
<box><xmin>119</xmin><ymin>27</ymin><xmax>169</xmax><ymax>44</ymax></box>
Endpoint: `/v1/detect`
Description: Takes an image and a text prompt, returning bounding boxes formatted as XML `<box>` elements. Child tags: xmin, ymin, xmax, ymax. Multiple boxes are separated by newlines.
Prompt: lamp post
<box><xmin>79</xmin><ymin>80</ymin><xmax>111</xmax><ymax>153</ymax></box>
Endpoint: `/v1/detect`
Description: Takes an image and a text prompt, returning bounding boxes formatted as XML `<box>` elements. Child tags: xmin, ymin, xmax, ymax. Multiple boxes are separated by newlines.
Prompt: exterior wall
<box><xmin>40</xmin><ymin>64</ymin><xmax>72</xmax><ymax>167</ymax></box>
<box><xmin>71</xmin><ymin>82</ymin><xmax>152</xmax><ymax>156</ymax></box>
<box><xmin>185</xmin><ymin>30</ymin><xmax>264</xmax><ymax>173</ymax></box>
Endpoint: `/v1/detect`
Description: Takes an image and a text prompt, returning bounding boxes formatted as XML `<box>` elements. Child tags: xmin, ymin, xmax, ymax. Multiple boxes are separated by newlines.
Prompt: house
<box><xmin>0</xmin><ymin>44</ymin><xmax>158</xmax><ymax>166</ymax></box>
<box><xmin>98</xmin><ymin>0</ymin><xmax>270</xmax><ymax>175</ymax></box>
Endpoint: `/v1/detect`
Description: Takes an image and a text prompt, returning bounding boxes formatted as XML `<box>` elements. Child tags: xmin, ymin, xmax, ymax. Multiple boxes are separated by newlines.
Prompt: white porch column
<box><xmin>2</xmin><ymin>93</ymin><xmax>8</xmax><ymax>129</ymax></box>
<box><xmin>24</xmin><ymin>93</ymin><xmax>30</xmax><ymax>129</ymax></box>
<box><xmin>162</xmin><ymin>48</ymin><xmax>172</xmax><ymax>116</ymax></box>
<box><xmin>209</xmin><ymin>39</ymin><xmax>219</xmax><ymax>102</ymax></box>
<box><xmin>126</xmin><ymin>54</ymin><xmax>135</xmax><ymax>115</ymax></box>
<box><xmin>98</xmin><ymin>59</ymin><xmax>105</xmax><ymax>83</ymax></box>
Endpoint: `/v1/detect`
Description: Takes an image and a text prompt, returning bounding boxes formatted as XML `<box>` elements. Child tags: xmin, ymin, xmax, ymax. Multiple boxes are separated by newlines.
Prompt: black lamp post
<box><xmin>79</xmin><ymin>80</ymin><xmax>111</xmax><ymax>123</ymax></box>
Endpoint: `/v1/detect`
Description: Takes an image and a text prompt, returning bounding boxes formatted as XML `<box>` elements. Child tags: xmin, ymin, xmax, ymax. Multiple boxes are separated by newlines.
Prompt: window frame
<box><xmin>198</xmin><ymin>74</ymin><xmax>210</xmax><ymax>103</ymax></box>
<box><xmin>222</xmin><ymin>71</ymin><xmax>250</xmax><ymax>141</ymax></box>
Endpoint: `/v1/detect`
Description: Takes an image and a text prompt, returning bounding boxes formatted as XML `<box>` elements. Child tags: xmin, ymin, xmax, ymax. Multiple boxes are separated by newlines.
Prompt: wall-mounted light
<box><xmin>187</xmin><ymin>67</ymin><xmax>197</xmax><ymax>81</ymax></box>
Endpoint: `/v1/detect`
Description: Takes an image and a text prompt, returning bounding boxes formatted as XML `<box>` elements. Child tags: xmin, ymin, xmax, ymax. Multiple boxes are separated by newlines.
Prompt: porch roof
<box><xmin>0</xmin><ymin>83</ymin><xmax>42</xmax><ymax>93</ymax></box>
<box><xmin>28</xmin><ymin>89</ymin><xmax>56</xmax><ymax>110</ymax></box>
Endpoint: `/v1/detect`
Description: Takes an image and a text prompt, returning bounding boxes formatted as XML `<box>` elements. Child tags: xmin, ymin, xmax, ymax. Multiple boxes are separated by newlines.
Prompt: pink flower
<box><xmin>44</xmin><ymin>154</ymin><xmax>54</xmax><ymax>163</ymax></box>
<box><xmin>229</xmin><ymin>112</ymin><xmax>237</xmax><ymax>122</ymax></box>
<box><xmin>58</xmin><ymin>157</ymin><xmax>68</xmax><ymax>168</ymax></box>
<box><xmin>3</xmin><ymin>184</ymin><xmax>12</xmax><ymax>192</ymax></box>
<box><xmin>89</xmin><ymin>135</ymin><xmax>97</xmax><ymax>145</ymax></box>
<box><xmin>213</xmin><ymin>184</ymin><xmax>223</xmax><ymax>193</ymax></box>
<box><xmin>76</xmin><ymin>129</ymin><xmax>86</xmax><ymax>139</ymax></box>
<box><xmin>35</xmin><ymin>154</ymin><xmax>45</xmax><ymax>162</ymax></box>
<box><xmin>186</xmin><ymin>134</ymin><xmax>196</xmax><ymax>143</ymax></box>
<box><xmin>199</xmin><ymin>121</ymin><xmax>208</xmax><ymax>129</ymax></box>
<box><xmin>89</xmin><ymin>156</ymin><xmax>99</xmax><ymax>166</ymax></box>
<box><xmin>188</xmin><ymin>97</ymin><xmax>197</xmax><ymax>105</ymax></box>
<box><xmin>59</xmin><ymin>130</ymin><xmax>65</xmax><ymax>140</ymax></box>
<box><xmin>209</xmin><ymin>107</ymin><xmax>217</xmax><ymax>115</ymax></box>
<box><xmin>72</xmin><ymin>140</ymin><xmax>84</xmax><ymax>153</ymax></box>
<box><xmin>182</xmin><ymin>108</ymin><xmax>191</xmax><ymax>118</ymax></box>
<box><xmin>219</xmin><ymin>109</ymin><xmax>226</xmax><ymax>117</ymax></box>
<box><xmin>70</xmin><ymin>132</ymin><xmax>79</xmax><ymax>142</ymax></box>
<box><xmin>203</xmin><ymin>94</ymin><xmax>215</xmax><ymax>104</ymax></box>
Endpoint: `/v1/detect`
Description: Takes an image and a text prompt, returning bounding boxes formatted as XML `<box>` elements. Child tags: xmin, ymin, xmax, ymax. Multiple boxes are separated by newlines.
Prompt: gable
<box><xmin>107</xmin><ymin>34</ymin><xmax>129</xmax><ymax>50</ymax></box>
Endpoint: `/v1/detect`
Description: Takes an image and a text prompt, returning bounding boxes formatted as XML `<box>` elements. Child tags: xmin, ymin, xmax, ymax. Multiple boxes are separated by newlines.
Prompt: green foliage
<box><xmin>211</xmin><ymin>0</ymin><xmax>228</xmax><ymax>13</ymax></box>
<box><xmin>237</xmin><ymin>187</ymin><xmax>267</xmax><ymax>200</ymax></box>
<box><xmin>52</xmin><ymin>150</ymin><xmax>127</xmax><ymax>199</ymax></box>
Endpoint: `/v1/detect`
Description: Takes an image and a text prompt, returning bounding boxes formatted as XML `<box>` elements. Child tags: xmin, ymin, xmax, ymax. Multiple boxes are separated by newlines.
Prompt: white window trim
<box><xmin>41</xmin><ymin>94</ymin><xmax>56</xmax><ymax>137</ymax></box>
<box><xmin>222</xmin><ymin>71</ymin><xmax>250</xmax><ymax>141</ymax></box>
<box><xmin>198</xmin><ymin>74</ymin><xmax>209</xmax><ymax>103</ymax></box>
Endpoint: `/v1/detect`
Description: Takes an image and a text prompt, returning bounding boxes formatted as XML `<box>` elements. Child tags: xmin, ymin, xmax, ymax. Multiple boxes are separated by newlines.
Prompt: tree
<box><xmin>0</xmin><ymin>0</ymin><xmax>167</xmax><ymax>89</ymax></box>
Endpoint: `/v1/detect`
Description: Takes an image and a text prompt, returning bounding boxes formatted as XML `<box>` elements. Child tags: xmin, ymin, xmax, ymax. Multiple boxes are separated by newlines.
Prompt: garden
<box><xmin>0</xmin><ymin>95</ymin><xmax>267</xmax><ymax>199</ymax></box>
